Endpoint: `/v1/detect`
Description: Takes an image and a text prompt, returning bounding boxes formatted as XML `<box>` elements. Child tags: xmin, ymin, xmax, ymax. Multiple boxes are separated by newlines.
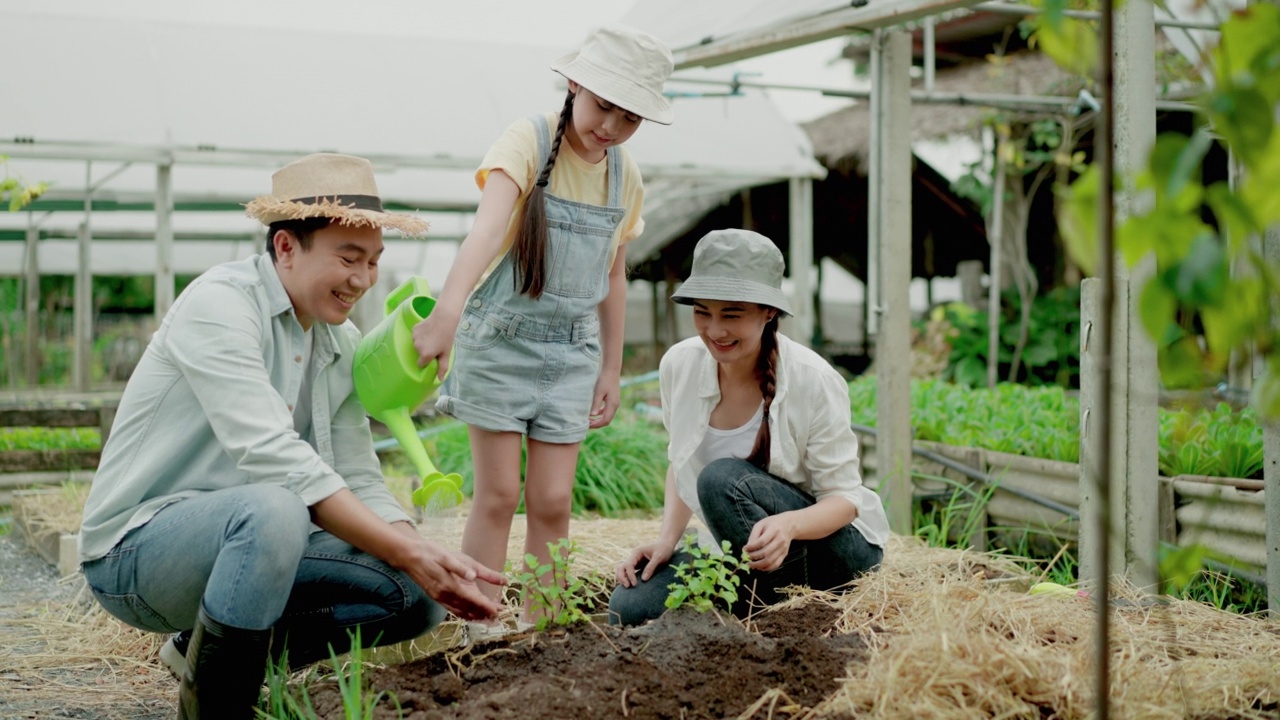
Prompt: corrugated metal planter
<box><xmin>1168</xmin><ymin>476</ymin><xmax>1268</xmax><ymax>575</ymax></box>
<box><xmin>981</xmin><ymin>450</ymin><xmax>1080</xmax><ymax>543</ymax></box>
<box><xmin>855</xmin><ymin>431</ymin><xmax>1266</xmax><ymax>573</ymax></box>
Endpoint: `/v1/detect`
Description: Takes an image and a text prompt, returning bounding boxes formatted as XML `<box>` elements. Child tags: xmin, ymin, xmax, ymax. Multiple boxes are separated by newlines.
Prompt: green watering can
<box><xmin>353</xmin><ymin>276</ymin><xmax>464</xmax><ymax>512</ymax></box>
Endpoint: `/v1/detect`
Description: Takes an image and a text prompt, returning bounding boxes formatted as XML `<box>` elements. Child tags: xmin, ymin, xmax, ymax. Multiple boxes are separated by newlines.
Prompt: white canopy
<box><xmin>0</xmin><ymin>7</ymin><xmax>823</xmax><ymax>281</ymax></box>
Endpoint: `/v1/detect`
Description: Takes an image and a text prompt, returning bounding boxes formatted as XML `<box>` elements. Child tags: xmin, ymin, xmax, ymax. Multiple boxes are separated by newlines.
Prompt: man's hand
<box><xmin>398</xmin><ymin>538</ymin><xmax>506</xmax><ymax>620</ymax></box>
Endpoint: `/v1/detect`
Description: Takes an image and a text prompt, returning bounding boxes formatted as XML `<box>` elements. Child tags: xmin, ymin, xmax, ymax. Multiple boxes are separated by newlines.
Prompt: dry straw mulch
<box><xmin>820</xmin><ymin>539</ymin><xmax>1280</xmax><ymax>719</ymax></box>
<box><xmin>4</xmin><ymin>490</ymin><xmax>1279</xmax><ymax>719</ymax></box>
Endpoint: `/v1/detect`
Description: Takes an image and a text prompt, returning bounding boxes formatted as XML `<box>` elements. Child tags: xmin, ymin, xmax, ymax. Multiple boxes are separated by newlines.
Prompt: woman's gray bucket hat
<box><xmin>671</xmin><ymin>229</ymin><xmax>792</xmax><ymax>316</ymax></box>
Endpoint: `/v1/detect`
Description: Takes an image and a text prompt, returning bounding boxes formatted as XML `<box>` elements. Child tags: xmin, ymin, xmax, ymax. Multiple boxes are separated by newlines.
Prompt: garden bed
<box><xmin>308</xmin><ymin>601</ymin><xmax>861</xmax><ymax>720</ymax></box>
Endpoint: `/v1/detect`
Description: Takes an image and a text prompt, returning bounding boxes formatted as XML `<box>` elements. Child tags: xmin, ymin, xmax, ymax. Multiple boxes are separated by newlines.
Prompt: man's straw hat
<box><xmin>551</xmin><ymin>24</ymin><xmax>675</xmax><ymax>126</ymax></box>
<box><xmin>245</xmin><ymin>153</ymin><xmax>427</xmax><ymax>236</ymax></box>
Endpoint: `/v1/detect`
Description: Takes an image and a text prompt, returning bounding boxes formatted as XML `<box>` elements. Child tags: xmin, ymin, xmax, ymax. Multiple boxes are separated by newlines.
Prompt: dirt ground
<box><xmin>309</xmin><ymin>600</ymin><xmax>861</xmax><ymax>720</ymax></box>
<box><xmin>5</xmin><ymin>504</ymin><xmax>1279</xmax><ymax>720</ymax></box>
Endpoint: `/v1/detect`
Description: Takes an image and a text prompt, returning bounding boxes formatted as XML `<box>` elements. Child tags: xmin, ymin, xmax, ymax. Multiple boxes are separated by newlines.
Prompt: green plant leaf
<box><xmin>1159</xmin><ymin>336</ymin><xmax>1208</xmax><ymax>389</ymax></box>
<box><xmin>1148</xmin><ymin>130</ymin><xmax>1212</xmax><ymax>212</ymax></box>
<box><xmin>1171</xmin><ymin>232</ymin><xmax>1228</xmax><ymax>306</ymax></box>
<box><xmin>1057</xmin><ymin>165</ymin><xmax>1100</xmax><ymax>276</ymax></box>
<box><xmin>1138</xmin><ymin>279</ymin><xmax>1177</xmax><ymax>344</ymax></box>
<box><xmin>1205</xmin><ymin>182</ymin><xmax>1261</xmax><ymax>253</ymax></box>
<box><xmin>1205</xmin><ymin>87</ymin><xmax>1274</xmax><ymax>171</ymax></box>
<box><xmin>1160</xmin><ymin>544</ymin><xmax>1209</xmax><ymax>593</ymax></box>
<box><xmin>1033</xmin><ymin>14</ymin><xmax>1098</xmax><ymax>76</ymax></box>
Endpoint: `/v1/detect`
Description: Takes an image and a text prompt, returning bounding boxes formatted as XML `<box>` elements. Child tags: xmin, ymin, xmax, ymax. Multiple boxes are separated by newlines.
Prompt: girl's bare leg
<box><xmin>459</xmin><ymin>426</ymin><xmax>525</xmax><ymax>601</ymax></box>
<box><xmin>520</xmin><ymin>438</ymin><xmax>582</xmax><ymax>620</ymax></box>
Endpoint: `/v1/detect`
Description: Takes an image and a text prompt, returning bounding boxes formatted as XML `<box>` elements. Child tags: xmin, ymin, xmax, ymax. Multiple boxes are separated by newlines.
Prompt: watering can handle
<box><xmin>383</xmin><ymin>276</ymin><xmax>435</xmax><ymax>317</ymax></box>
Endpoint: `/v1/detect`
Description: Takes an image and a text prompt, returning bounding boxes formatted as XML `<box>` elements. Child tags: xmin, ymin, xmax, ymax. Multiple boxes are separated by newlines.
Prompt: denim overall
<box><xmin>437</xmin><ymin>114</ymin><xmax>625</xmax><ymax>444</ymax></box>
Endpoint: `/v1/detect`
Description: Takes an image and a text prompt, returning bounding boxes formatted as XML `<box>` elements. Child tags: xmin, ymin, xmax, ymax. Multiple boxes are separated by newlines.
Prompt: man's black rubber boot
<box><xmin>178</xmin><ymin>606</ymin><xmax>272</xmax><ymax>720</ymax></box>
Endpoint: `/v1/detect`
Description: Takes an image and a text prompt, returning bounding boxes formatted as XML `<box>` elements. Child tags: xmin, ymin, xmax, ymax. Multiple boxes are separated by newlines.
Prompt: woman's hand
<box><xmin>615</xmin><ymin>540</ymin><xmax>676</xmax><ymax>587</ymax></box>
<box><xmin>589</xmin><ymin>372</ymin><xmax>621</xmax><ymax>429</ymax></box>
<box><xmin>412</xmin><ymin>308</ymin><xmax>460</xmax><ymax>380</ymax></box>
<box><xmin>743</xmin><ymin>512</ymin><xmax>800</xmax><ymax>572</ymax></box>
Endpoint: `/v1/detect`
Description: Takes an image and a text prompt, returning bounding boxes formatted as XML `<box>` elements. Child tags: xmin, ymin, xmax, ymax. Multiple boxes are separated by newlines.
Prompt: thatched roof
<box><xmin>803</xmin><ymin>51</ymin><xmax>1086</xmax><ymax>173</ymax></box>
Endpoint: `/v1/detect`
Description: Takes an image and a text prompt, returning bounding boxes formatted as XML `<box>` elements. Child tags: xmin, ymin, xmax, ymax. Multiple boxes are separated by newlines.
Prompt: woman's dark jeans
<box><xmin>609</xmin><ymin>458</ymin><xmax>883</xmax><ymax>626</ymax></box>
<box><xmin>82</xmin><ymin>484</ymin><xmax>443</xmax><ymax>668</ymax></box>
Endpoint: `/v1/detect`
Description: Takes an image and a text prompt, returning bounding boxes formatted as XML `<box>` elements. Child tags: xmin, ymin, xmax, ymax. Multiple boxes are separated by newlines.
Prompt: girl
<box><xmin>412</xmin><ymin>24</ymin><xmax>674</xmax><ymax>634</ymax></box>
<box><xmin>610</xmin><ymin>229</ymin><xmax>890</xmax><ymax>626</ymax></box>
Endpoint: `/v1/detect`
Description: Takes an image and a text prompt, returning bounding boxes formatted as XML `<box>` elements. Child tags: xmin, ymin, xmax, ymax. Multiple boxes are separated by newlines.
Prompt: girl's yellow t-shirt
<box><xmin>476</xmin><ymin>112</ymin><xmax>646</xmax><ymax>274</ymax></box>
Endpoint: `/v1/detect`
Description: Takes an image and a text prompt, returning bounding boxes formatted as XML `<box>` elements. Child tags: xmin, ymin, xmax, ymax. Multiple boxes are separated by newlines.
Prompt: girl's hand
<box><xmin>412</xmin><ymin>309</ymin><xmax>459</xmax><ymax>380</ymax></box>
<box><xmin>615</xmin><ymin>540</ymin><xmax>675</xmax><ymax>587</ymax></box>
<box><xmin>743</xmin><ymin>512</ymin><xmax>799</xmax><ymax>572</ymax></box>
<box><xmin>588</xmin><ymin>372</ymin><xmax>621</xmax><ymax>429</ymax></box>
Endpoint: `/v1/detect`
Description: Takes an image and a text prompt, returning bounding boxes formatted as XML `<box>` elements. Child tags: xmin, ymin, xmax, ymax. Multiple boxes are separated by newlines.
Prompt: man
<box><xmin>79</xmin><ymin>153</ymin><xmax>503</xmax><ymax>719</ymax></box>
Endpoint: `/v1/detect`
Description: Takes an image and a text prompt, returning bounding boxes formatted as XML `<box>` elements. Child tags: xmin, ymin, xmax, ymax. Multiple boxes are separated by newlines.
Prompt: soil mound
<box><xmin>312</xmin><ymin>601</ymin><xmax>863</xmax><ymax>720</ymax></box>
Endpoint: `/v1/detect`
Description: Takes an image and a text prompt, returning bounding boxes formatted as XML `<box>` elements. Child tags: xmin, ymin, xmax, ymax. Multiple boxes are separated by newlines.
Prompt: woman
<box><xmin>611</xmin><ymin>229</ymin><xmax>889</xmax><ymax>626</ymax></box>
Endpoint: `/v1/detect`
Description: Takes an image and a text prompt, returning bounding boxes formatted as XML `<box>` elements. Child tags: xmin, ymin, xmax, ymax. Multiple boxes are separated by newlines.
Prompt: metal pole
<box><xmin>1094</xmin><ymin>0</ymin><xmax>1118</xmax><ymax>714</ymax></box>
<box><xmin>974</xmin><ymin>1</ymin><xmax>1221</xmax><ymax>30</ymax></box>
<box><xmin>866</xmin><ymin>29</ymin><xmax>883</xmax><ymax>340</ymax></box>
<box><xmin>155</xmin><ymin>163</ymin><xmax>175</xmax><ymax>322</ymax></box>
<box><xmin>74</xmin><ymin>162</ymin><xmax>94</xmax><ymax>391</ymax></box>
<box><xmin>668</xmin><ymin>75</ymin><xmax>1200</xmax><ymax>113</ymax></box>
<box><xmin>924</xmin><ymin>16</ymin><xmax>937</xmax><ymax>92</ymax></box>
<box><xmin>23</xmin><ymin>221</ymin><xmax>39</xmax><ymax>387</ymax></box>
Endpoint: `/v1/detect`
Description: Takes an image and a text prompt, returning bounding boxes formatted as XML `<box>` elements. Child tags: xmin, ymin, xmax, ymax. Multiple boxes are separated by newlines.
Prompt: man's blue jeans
<box><xmin>609</xmin><ymin>458</ymin><xmax>883</xmax><ymax>626</ymax></box>
<box><xmin>82</xmin><ymin>484</ymin><xmax>443</xmax><ymax>667</ymax></box>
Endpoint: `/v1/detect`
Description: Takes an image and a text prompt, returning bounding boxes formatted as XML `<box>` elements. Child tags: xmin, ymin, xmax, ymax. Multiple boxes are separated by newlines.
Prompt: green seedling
<box><xmin>257</xmin><ymin>627</ymin><xmax>400</xmax><ymax>720</ymax></box>
<box><xmin>518</xmin><ymin>538</ymin><xmax>592</xmax><ymax>630</ymax></box>
<box><xmin>664</xmin><ymin>539</ymin><xmax>749</xmax><ymax>614</ymax></box>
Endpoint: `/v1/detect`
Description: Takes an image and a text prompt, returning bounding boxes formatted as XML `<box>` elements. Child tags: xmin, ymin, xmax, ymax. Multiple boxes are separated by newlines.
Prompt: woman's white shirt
<box><xmin>660</xmin><ymin>334</ymin><xmax>891</xmax><ymax>548</ymax></box>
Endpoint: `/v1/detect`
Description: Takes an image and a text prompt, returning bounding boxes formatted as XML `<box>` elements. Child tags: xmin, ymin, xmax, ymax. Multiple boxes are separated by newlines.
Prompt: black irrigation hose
<box><xmin>849</xmin><ymin>422</ymin><xmax>1081</xmax><ymax>520</ymax></box>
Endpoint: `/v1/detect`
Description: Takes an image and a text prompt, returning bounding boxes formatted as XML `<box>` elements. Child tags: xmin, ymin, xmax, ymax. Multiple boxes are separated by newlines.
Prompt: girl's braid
<box><xmin>537</xmin><ymin>91</ymin><xmax>574</xmax><ymax>187</ymax></box>
<box><xmin>514</xmin><ymin>90</ymin><xmax>575</xmax><ymax>298</ymax></box>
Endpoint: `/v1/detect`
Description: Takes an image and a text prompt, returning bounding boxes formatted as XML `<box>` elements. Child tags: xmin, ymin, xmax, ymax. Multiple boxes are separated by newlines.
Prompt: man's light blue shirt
<box><xmin>80</xmin><ymin>253</ymin><xmax>410</xmax><ymax>562</ymax></box>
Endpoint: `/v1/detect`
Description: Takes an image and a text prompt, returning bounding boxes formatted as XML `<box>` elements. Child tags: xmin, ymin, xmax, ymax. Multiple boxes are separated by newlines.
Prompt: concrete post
<box><xmin>788</xmin><ymin>177</ymin><xmax>814</xmax><ymax>347</ymax></box>
<box><xmin>874</xmin><ymin>29</ymin><xmax>914</xmax><ymax>534</ymax></box>
<box><xmin>1112</xmin><ymin>0</ymin><xmax>1160</xmax><ymax>590</ymax></box>
<box><xmin>957</xmin><ymin>259</ymin><xmax>984</xmax><ymax>308</ymax></box>
<box><xmin>1080</xmin><ymin>277</ymin><xmax>1127</xmax><ymax>583</ymax></box>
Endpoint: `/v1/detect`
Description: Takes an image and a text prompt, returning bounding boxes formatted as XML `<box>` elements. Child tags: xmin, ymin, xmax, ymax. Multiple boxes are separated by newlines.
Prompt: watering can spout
<box><xmin>353</xmin><ymin>276</ymin><xmax>463</xmax><ymax>512</ymax></box>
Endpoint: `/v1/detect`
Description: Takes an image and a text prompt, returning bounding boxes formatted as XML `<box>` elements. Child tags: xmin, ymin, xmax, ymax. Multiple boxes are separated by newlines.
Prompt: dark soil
<box><xmin>311</xmin><ymin>601</ymin><xmax>863</xmax><ymax>720</ymax></box>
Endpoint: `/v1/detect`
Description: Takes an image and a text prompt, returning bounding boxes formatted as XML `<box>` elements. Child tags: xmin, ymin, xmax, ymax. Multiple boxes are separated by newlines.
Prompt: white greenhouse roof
<box><xmin>0</xmin><ymin>7</ymin><xmax>823</xmax><ymax>277</ymax></box>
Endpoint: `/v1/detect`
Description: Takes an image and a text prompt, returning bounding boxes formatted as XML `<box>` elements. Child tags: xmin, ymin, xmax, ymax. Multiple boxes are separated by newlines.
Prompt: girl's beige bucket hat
<box><xmin>551</xmin><ymin>24</ymin><xmax>675</xmax><ymax>125</ymax></box>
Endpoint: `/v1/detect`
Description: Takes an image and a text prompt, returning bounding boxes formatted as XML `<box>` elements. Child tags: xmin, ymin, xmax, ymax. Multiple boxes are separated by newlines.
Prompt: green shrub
<box><xmin>424</xmin><ymin>408</ymin><xmax>666</xmax><ymax>516</ymax></box>
<box><xmin>664</xmin><ymin>539</ymin><xmax>748</xmax><ymax>614</ymax></box>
